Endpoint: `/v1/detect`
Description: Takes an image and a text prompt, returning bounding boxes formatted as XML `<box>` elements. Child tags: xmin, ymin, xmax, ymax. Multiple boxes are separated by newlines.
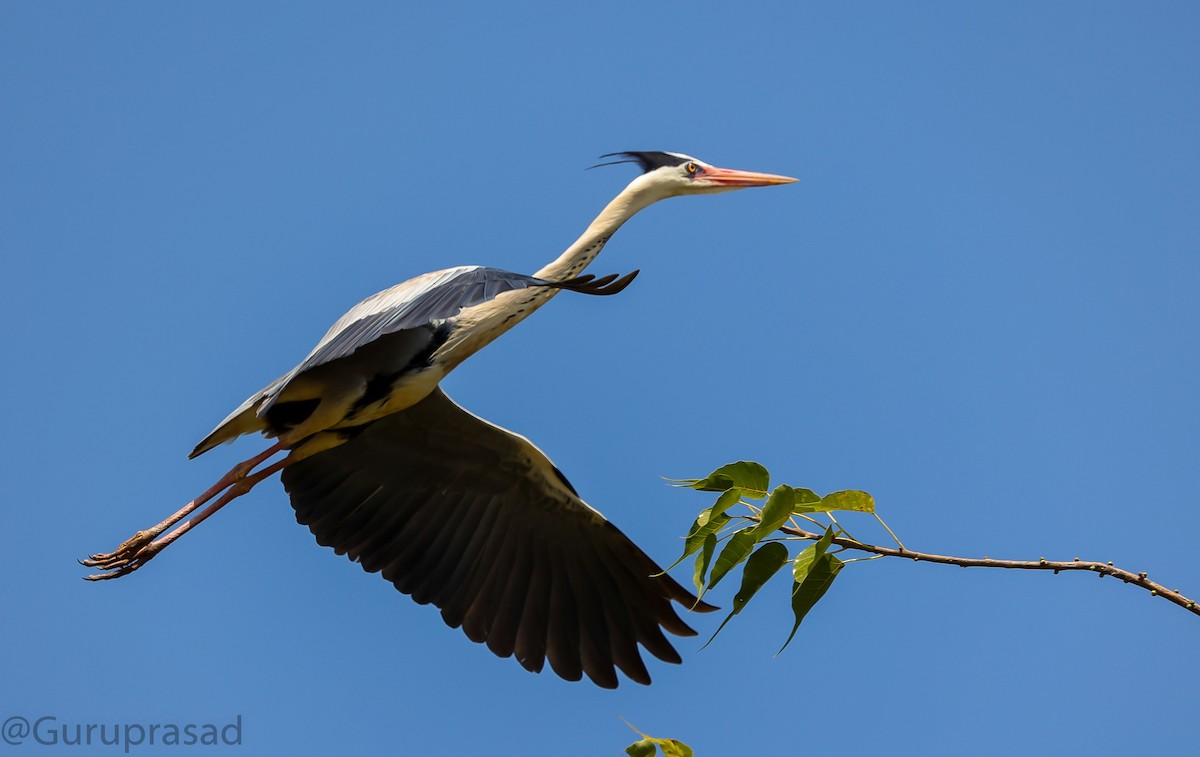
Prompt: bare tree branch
<box><xmin>775</xmin><ymin>523</ymin><xmax>1200</xmax><ymax>618</ymax></box>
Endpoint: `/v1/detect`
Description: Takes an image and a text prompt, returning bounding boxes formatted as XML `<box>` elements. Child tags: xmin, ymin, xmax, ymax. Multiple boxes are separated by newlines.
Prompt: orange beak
<box><xmin>702</xmin><ymin>166</ymin><xmax>798</xmax><ymax>187</ymax></box>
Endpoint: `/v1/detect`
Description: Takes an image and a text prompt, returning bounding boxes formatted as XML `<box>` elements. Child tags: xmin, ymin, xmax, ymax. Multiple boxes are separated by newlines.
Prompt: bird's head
<box><xmin>594</xmin><ymin>151</ymin><xmax>797</xmax><ymax>200</ymax></box>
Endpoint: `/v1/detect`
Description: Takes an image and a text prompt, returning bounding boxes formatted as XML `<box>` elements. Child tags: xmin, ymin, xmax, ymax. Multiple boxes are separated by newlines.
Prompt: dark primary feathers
<box><xmin>281</xmin><ymin>387</ymin><xmax>715</xmax><ymax>688</ymax></box>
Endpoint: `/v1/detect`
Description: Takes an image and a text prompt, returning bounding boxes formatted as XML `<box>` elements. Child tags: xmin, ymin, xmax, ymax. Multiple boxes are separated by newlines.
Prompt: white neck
<box><xmin>430</xmin><ymin>175</ymin><xmax>670</xmax><ymax>373</ymax></box>
<box><xmin>535</xmin><ymin>175</ymin><xmax>666</xmax><ymax>282</ymax></box>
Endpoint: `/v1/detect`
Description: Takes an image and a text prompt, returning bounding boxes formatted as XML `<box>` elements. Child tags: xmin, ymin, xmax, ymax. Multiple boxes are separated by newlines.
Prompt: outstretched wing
<box><xmin>280</xmin><ymin>387</ymin><xmax>713</xmax><ymax>688</ymax></box>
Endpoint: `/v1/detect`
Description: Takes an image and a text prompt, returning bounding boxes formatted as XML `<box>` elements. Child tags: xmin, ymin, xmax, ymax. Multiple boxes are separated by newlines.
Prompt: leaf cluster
<box><xmin>668</xmin><ymin>461</ymin><xmax>875</xmax><ymax>652</ymax></box>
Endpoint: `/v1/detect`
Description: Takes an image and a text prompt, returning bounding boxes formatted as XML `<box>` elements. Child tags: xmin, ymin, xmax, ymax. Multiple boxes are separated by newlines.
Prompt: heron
<box><xmin>84</xmin><ymin>151</ymin><xmax>797</xmax><ymax>688</ymax></box>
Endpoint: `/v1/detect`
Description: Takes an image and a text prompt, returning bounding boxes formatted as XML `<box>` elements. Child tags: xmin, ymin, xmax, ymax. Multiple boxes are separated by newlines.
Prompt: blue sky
<box><xmin>2</xmin><ymin>2</ymin><xmax>1197</xmax><ymax>754</ymax></box>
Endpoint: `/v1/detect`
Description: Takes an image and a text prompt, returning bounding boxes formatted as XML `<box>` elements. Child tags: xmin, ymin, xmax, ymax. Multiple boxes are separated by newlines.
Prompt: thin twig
<box><xmin>776</xmin><ymin>523</ymin><xmax>1200</xmax><ymax>618</ymax></box>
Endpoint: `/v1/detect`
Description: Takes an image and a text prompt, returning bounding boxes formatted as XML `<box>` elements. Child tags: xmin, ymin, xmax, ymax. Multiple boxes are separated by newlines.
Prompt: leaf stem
<box><xmin>873</xmin><ymin>512</ymin><xmax>907</xmax><ymax>551</ymax></box>
<box><xmin>841</xmin><ymin>554</ymin><xmax>884</xmax><ymax>564</ymax></box>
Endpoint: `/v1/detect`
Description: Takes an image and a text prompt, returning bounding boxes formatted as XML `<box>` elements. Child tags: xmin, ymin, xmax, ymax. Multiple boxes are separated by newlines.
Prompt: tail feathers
<box><xmin>190</xmin><ymin>396</ymin><xmax>270</xmax><ymax>459</ymax></box>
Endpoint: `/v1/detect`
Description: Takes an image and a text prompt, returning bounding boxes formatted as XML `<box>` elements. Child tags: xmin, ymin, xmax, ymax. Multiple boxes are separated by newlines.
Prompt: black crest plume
<box><xmin>590</xmin><ymin>151</ymin><xmax>691</xmax><ymax>173</ymax></box>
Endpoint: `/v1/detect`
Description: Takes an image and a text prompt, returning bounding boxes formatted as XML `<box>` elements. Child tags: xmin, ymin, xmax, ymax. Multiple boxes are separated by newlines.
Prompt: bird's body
<box><xmin>191</xmin><ymin>264</ymin><xmax>589</xmax><ymax>459</ymax></box>
<box><xmin>85</xmin><ymin>151</ymin><xmax>796</xmax><ymax>687</ymax></box>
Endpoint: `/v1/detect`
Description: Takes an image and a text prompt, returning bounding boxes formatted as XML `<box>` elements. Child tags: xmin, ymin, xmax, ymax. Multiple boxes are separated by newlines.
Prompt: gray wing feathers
<box><xmin>287</xmin><ymin>266</ymin><xmax>547</xmax><ymax>384</ymax></box>
<box><xmin>252</xmin><ymin>266</ymin><xmax>548</xmax><ymax>418</ymax></box>
<box><xmin>280</xmin><ymin>387</ymin><xmax>714</xmax><ymax>688</ymax></box>
<box><xmin>196</xmin><ymin>266</ymin><xmax>641</xmax><ymax>454</ymax></box>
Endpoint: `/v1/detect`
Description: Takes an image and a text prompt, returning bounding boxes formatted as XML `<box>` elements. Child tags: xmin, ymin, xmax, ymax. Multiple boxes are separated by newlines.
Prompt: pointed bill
<box><xmin>702</xmin><ymin>166</ymin><xmax>798</xmax><ymax>187</ymax></box>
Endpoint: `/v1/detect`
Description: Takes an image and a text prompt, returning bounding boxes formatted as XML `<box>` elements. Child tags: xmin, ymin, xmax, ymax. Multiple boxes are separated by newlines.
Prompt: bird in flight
<box><xmin>84</xmin><ymin>151</ymin><xmax>797</xmax><ymax>687</ymax></box>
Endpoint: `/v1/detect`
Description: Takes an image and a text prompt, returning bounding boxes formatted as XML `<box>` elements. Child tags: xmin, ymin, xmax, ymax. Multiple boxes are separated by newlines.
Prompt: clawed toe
<box><xmin>83</xmin><ymin>529</ymin><xmax>156</xmax><ymax>562</ymax></box>
<box><xmin>80</xmin><ymin>532</ymin><xmax>163</xmax><ymax>580</ymax></box>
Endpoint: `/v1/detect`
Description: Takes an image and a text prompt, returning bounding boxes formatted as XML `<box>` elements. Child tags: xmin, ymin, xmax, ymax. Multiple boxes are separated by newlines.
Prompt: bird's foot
<box><xmin>80</xmin><ymin>530</ymin><xmax>164</xmax><ymax>580</ymax></box>
<box><xmin>83</xmin><ymin>527</ymin><xmax>158</xmax><ymax>564</ymax></box>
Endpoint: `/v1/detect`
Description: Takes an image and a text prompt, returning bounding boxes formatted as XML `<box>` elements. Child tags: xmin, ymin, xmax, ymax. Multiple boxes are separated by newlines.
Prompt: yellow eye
<box><xmin>685</xmin><ymin>162</ymin><xmax>699</xmax><ymax>175</ymax></box>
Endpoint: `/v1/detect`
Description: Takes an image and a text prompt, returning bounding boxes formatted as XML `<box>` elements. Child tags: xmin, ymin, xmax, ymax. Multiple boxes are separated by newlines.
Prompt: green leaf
<box><xmin>623</xmin><ymin>734</ymin><xmax>694</xmax><ymax>757</ymax></box>
<box><xmin>793</xmin><ymin>488</ymin><xmax>822</xmax><ymax>508</ymax></box>
<box><xmin>693</xmin><ymin>532</ymin><xmax>717</xmax><ymax>598</ymax></box>
<box><xmin>792</xmin><ymin>528</ymin><xmax>834</xmax><ymax>583</ymax></box>
<box><xmin>696</xmin><ymin>488</ymin><xmax>741</xmax><ymax>528</ymax></box>
<box><xmin>753</xmin><ymin>485</ymin><xmax>795</xmax><ymax>538</ymax></box>
<box><xmin>702</xmin><ymin>542</ymin><xmax>790</xmax><ymax>649</ymax></box>
<box><xmin>707</xmin><ymin>527</ymin><xmax>758</xmax><ymax>590</ymax></box>
<box><xmin>626</xmin><ymin>739</ymin><xmax>657</xmax><ymax>757</ymax></box>
<box><xmin>656</xmin><ymin>740</ymin><xmax>694</xmax><ymax>757</ymax></box>
<box><xmin>793</xmin><ymin>489</ymin><xmax>875</xmax><ymax>514</ymax></box>
<box><xmin>662</xmin><ymin>510</ymin><xmax>731</xmax><ymax>574</ymax></box>
<box><xmin>779</xmin><ymin>529</ymin><xmax>845</xmax><ymax>653</ymax></box>
<box><xmin>620</xmin><ymin>718</ymin><xmax>692</xmax><ymax>757</ymax></box>
<box><xmin>819</xmin><ymin>490</ymin><xmax>875</xmax><ymax>513</ymax></box>
<box><xmin>674</xmin><ymin>460</ymin><xmax>770</xmax><ymax>499</ymax></box>
<box><xmin>789</xmin><ymin>554</ymin><xmax>843</xmax><ymax>637</ymax></box>
<box><xmin>732</xmin><ymin>542</ymin><xmax>790</xmax><ymax>612</ymax></box>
